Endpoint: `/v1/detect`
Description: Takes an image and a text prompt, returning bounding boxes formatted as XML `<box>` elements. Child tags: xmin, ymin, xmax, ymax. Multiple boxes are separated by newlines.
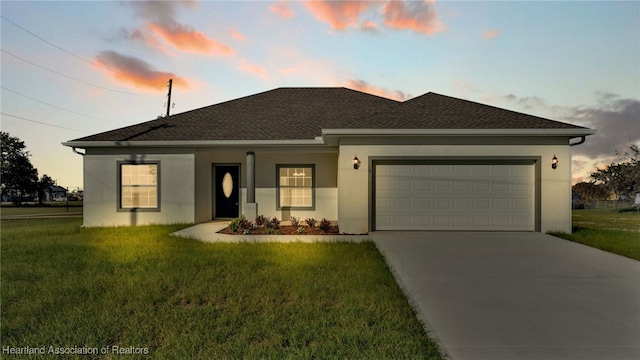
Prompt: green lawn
<box><xmin>1</xmin><ymin>203</ymin><xmax>83</xmax><ymax>216</ymax></box>
<box><xmin>1</xmin><ymin>218</ymin><xmax>443</xmax><ymax>359</ymax></box>
<box><xmin>550</xmin><ymin>208</ymin><xmax>640</xmax><ymax>261</ymax></box>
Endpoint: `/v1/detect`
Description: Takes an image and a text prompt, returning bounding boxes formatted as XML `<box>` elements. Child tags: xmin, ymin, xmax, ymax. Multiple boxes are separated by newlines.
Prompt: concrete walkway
<box><xmin>171</xmin><ymin>221</ymin><xmax>369</xmax><ymax>243</ymax></box>
<box><xmin>372</xmin><ymin>231</ymin><xmax>640</xmax><ymax>360</ymax></box>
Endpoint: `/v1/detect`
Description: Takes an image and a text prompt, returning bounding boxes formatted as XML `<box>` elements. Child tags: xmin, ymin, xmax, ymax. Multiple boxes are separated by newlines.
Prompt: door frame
<box><xmin>212</xmin><ymin>163</ymin><xmax>241</xmax><ymax>219</ymax></box>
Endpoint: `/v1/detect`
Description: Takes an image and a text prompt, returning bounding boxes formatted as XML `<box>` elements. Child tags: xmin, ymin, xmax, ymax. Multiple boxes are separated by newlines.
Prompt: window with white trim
<box><xmin>277</xmin><ymin>165</ymin><xmax>314</xmax><ymax>209</ymax></box>
<box><xmin>119</xmin><ymin>163</ymin><xmax>159</xmax><ymax>210</ymax></box>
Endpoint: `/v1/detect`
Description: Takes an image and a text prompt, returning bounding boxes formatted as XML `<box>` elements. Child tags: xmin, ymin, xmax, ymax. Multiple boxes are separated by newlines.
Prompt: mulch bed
<box><xmin>218</xmin><ymin>225</ymin><xmax>341</xmax><ymax>235</ymax></box>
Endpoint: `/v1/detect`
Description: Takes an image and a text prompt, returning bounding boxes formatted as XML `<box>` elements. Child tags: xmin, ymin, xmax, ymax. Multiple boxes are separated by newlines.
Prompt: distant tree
<box><xmin>572</xmin><ymin>181</ymin><xmax>609</xmax><ymax>205</ymax></box>
<box><xmin>1</xmin><ymin>132</ymin><xmax>38</xmax><ymax>205</ymax></box>
<box><xmin>37</xmin><ymin>174</ymin><xmax>56</xmax><ymax>206</ymax></box>
<box><xmin>591</xmin><ymin>144</ymin><xmax>640</xmax><ymax>200</ymax></box>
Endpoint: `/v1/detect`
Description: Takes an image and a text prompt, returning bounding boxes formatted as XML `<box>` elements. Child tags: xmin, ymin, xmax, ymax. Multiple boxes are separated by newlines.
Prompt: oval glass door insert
<box><xmin>222</xmin><ymin>172</ymin><xmax>233</xmax><ymax>198</ymax></box>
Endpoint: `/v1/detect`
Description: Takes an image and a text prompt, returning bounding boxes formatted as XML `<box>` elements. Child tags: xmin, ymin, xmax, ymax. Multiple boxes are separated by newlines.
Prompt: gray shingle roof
<box><xmin>71</xmin><ymin>87</ymin><xmax>588</xmax><ymax>142</ymax></box>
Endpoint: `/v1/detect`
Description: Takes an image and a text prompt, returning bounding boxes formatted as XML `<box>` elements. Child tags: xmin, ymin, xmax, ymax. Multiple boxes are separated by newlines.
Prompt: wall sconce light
<box><xmin>551</xmin><ymin>155</ymin><xmax>558</xmax><ymax>169</ymax></box>
<box><xmin>353</xmin><ymin>156</ymin><xmax>361</xmax><ymax>170</ymax></box>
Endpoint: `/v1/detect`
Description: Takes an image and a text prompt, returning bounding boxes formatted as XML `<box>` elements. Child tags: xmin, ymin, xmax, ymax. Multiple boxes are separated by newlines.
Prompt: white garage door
<box><xmin>375</xmin><ymin>163</ymin><xmax>535</xmax><ymax>231</ymax></box>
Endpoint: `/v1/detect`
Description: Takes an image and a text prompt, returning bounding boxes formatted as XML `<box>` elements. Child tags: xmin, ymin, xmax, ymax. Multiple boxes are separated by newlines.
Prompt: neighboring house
<box><xmin>47</xmin><ymin>185</ymin><xmax>67</xmax><ymax>201</ymax></box>
<box><xmin>63</xmin><ymin>88</ymin><xmax>595</xmax><ymax>233</ymax></box>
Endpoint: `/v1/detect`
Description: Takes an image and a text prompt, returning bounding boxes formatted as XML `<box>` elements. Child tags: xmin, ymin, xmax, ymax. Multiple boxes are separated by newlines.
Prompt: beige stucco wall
<box><xmin>83</xmin><ymin>152</ymin><xmax>196</xmax><ymax>227</ymax></box>
<box><xmin>337</xmin><ymin>141</ymin><xmax>573</xmax><ymax>234</ymax></box>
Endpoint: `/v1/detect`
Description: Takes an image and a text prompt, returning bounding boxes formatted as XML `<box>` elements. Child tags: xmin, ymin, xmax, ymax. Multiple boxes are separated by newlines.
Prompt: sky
<box><xmin>1</xmin><ymin>0</ymin><xmax>638</xmax><ymax>191</ymax></box>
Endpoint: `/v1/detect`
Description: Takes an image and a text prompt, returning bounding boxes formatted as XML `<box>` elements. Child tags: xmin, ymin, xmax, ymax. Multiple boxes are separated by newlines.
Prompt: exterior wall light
<box><xmin>353</xmin><ymin>156</ymin><xmax>361</xmax><ymax>170</ymax></box>
<box><xmin>551</xmin><ymin>155</ymin><xmax>558</xmax><ymax>169</ymax></box>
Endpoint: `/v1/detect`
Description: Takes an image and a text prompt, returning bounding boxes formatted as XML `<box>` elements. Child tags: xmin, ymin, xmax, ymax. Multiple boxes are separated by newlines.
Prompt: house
<box><xmin>63</xmin><ymin>88</ymin><xmax>595</xmax><ymax>233</ymax></box>
<box><xmin>46</xmin><ymin>185</ymin><xmax>67</xmax><ymax>201</ymax></box>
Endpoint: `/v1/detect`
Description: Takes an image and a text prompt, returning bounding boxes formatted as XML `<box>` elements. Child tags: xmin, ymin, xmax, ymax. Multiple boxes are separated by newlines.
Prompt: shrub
<box><xmin>290</xmin><ymin>216</ymin><xmax>301</xmax><ymax>228</ymax></box>
<box><xmin>297</xmin><ymin>227</ymin><xmax>306</xmax><ymax>234</ymax></box>
<box><xmin>268</xmin><ymin>217</ymin><xmax>280</xmax><ymax>229</ymax></box>
<box><xmin>319</xmin><ymin>218</ymin><xmax>332</xmax><ymax>232</ymax></box>
<box><xmin>255</xmin><ymin>215</ymin><xmax>267</xmax><ymax>227</ymax></box>
<box><xmin>228</xmin><ymin>217</ymin><xmax>242</xmax><ymax>233</ymax></box>
<box><xmin>229</xmin><ymin>216</ymin><xmax>252</xmax><ymax>233</ymax></box>
<box><xmin>305</xmin><ymin>218</ymin><xmax>317</xmax><ymax>228</ymax></box>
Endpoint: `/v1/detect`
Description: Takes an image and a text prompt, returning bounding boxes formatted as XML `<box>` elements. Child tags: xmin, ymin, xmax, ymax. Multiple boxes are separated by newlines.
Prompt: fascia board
<box><xmin>321</xmin><ymin>128</ymin><xmax>596</xmax><ymax>137</ymax></box>
<box><xmin>62</xmin><ymin>139</ymin><xmax>326</xmax><ymax>148</ymax></box>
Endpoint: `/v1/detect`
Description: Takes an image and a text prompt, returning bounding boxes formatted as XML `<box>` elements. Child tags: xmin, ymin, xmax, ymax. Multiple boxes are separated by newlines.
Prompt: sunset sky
<box><xmin>1</xmin><ymin>0</ymin><xmax>638</xmax><ymax>190</ymax></box>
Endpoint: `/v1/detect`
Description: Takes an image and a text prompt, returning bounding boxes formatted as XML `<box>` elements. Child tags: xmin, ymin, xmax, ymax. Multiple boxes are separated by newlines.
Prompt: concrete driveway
<box><xmin>372</xmin><ymin>232</ymin><xmax>640</xmax><ymax>360</ymax></box>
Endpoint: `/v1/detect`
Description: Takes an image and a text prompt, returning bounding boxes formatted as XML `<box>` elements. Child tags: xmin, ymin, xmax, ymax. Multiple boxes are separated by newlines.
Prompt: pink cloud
<box><xmin>305</xmin><ymin>1</ymin><xmax>375</xmax><ymax>30</ymax></box>
<box><xmin>95</xmin><ymin>51</ymin><xmax>190</xmax><ymax>91</ymax></box>
<box><xmin>231</xmin><ymin>30</ymin><xmax>246</xmax><ymax>41</ymax></box>
<box><xmin>484</xmin><ymin>29</ymin><xmax>500</xmax><ymax>39</ymax></box>
<box><xmin>147</xmin><ymin>22</ymin><xmax>235</xmax><ymax>56</ymax></box>
<box><xmin>346</xmin><ymin>79</ymin><xmax>409</xmax><ymax>101</ymax></box>
<box><xmin>361</xmin><ymin>20</ymin><xmax>379</xmax><ymax>33</ymax></box>
<box><xmin>238</xmin><ymin>59</ymin><xmax>269</xmax><ymax>80</ymax></box>
<box><xmin>269</xmin><ymin>1</ymin><xmax>295</xmax><ymax>19</ymax></box>
<box><xmin>382</xmin><ymin>0</ymin><xmax>445</xmax><ymax>35</ymax></box>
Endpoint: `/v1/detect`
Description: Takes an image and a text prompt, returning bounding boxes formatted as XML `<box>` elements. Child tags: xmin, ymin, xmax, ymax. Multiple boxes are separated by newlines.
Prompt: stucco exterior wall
<box><xmin>83</xmin><ymin>152</ymin><xmax>196</xmax><ymax>227</ymax></box>
<box><xmin>198</xmin><ymin>150</ymin><xmax>338</xmax><ymax>222</ymax></box>
<box><xmin>337</xmin><ymin>141</ymin><xmax>573</xmax><ymax>234</ymax></box>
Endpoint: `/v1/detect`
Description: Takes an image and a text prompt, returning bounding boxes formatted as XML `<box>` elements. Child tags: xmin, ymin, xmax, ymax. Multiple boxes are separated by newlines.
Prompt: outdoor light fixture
<box><xmin>551</xmin><ymin>155</ymin><xmax>558</xmax><ymax>169</ymax></box>
<box><xmin>353</xmin><ymin>156</ymin><xmax>361</xmax><ymax>170</ymax></box>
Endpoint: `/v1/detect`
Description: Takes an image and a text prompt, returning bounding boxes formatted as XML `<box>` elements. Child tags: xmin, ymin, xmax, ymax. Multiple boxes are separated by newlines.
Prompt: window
<box><xmin>277</xmin><ymin>165</ymin><xmax>314</xmax><ymax>209</ymax></box>
<box><xmin>119</xmin><ymin>162</ymin><xmax>159</xmax><ymax>210</ymax></box>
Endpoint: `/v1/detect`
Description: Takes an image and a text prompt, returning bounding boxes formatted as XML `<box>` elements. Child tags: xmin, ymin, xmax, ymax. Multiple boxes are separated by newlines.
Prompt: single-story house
<box><xmin>63</xmin><ymin>88</ymin><xmax>595</xmax><ymax>233</ymax></box>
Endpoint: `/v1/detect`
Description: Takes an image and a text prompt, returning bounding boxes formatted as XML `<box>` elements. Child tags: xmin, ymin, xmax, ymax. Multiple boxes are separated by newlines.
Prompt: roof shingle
<box><xmin>71</xmin><ymin>87</ymin><xmax>588</xmax><ymax>142</ymax></box>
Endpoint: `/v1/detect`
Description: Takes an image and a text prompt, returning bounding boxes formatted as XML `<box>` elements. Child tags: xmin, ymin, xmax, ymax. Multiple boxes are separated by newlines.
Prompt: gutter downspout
<box><xmin>72</xmin><ymin>147</ymin><xmax>86</xmax><ymax>156</ymax></box>
<box><xmin>569</xmin><ymin>136</ymin><xmax>586</xmax><ymax>147</ymax></box>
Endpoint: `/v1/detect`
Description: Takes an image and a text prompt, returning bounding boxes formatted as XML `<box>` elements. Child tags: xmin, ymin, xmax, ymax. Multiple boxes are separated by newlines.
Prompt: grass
<box><xmin>549</xmin><ymin>208</ymin><xmax>640</xmax><ymax>261</ymax></box>
<box><xmin>1</xmin><ymin>202</ymin><xmax>83</xmax><ymax>216</ymax></box>
<box><xmin>1</xmin><ymin>218</ymin><xmax>443</xmax><ymax>359</ymax></box>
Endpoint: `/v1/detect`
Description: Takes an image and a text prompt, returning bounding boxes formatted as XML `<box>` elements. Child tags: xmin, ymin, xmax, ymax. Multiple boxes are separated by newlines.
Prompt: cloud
<box><xmin>361</xmin><ymin>20</ymin><xmax>379</xmax><ymax>33</ymax></box>
<box><xmin>125</xmin><ymin>1</ymin><xmax>234</xmax><ymax>56</ymax></box>
<box><xmin>94</xmin><ymin>51</ymin><xmax>190</xmax><ymax>91</ymax></box>
<box><xmin>483</xmin><ymin>29</ymin><xmax>500</xmax><ymax>39</ymax></box>
<box><xmin>382</xmin><ymin>0</ymin><xmax>445</xmax><ymax>35</ymax></box>
<box><xmin>563</xmin><ymin>95</ymin><xmax>640</xmax><ymax>159</ymax></box>
<box><xmin>305</xmin><ymin>1</ymin><xmax>375</xmax><ymax>30</ymax></box>
<box><xmin>502</xmin><ymin>92</ymin><xmax>640</xmax><ymax>160</ymax></box>
<box><xmin>238</xmin><ymin>59</ymin><xmax>269</xmax><ymax>80</ymax></box>
<box><xmin>269</xmin><ymin>1</ymin><xmax>295</xmax><ymax>19</ymax></box>
<box><xmin>231</xmin><ymin>30</ymin><xmax>246</xmax><ymax>41</ymax></box>
<box><xmin>346</xmin><ymin>79</ymin><xmax>410</xmax><ymax>101</ymax></box>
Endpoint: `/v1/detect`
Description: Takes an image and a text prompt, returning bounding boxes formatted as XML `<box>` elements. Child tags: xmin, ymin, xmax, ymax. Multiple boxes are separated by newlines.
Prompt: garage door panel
<box><xmin>375</xmin><ymin>163</ymin><xmax>534</xmax><ymax>231</ymax></box>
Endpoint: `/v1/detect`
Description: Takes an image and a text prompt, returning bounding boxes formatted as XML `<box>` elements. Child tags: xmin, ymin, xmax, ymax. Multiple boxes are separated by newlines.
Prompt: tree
<box><xmin>591</xmin><ymin>144</ymin><xmax>640</xmax><ymax>200</ymax></box>
<box><xmin>572</xmin><ymin>181</ymin><xmax>609</xmax><ymax>206</ymax></box>
<box><xmin>37</xmin><ymin>174</ymin><xmax>56</xmax><ymax>206</ymax></box>
<box><xmin>1</xmin><ymin>132</ymin><xmax>38</xmax><ymax>205</ymax></box>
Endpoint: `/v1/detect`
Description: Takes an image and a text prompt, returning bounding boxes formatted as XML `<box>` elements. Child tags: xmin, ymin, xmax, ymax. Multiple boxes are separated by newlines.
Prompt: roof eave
<box><xmin>321</xmin><ymin>128</ymin><xmax>596</xmax><ymax>138</ymax></box>
<box><xmin>62</xmin><ymin>139</ymin><xmax>326</xmax><ymax>149</ymax></box>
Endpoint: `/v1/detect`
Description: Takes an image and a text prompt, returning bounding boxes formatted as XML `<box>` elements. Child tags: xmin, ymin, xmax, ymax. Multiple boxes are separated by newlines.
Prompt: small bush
<box><xmin>297</xmin><ymin>227</ymin><xmax>306</xmax><ymax>234</ymax></box>
<box><xmin>319</xmin><ymin>218</ymin><xmax>332</xmax><ymax>232</ymax></box>
<box><xmin>290</xmin><ymin>216</ymin><xmax>301</xmax><ymax>228</ymax></box>
<box><xmin>229</xmin><ymin>216</ymin><xmax>252</xmax><ymax>233</ymax></box>
<box><xmin>228</xmin><ymin>218</ymin><xmax>242</xmax><ymax>233</ymax></box>
<box><xmin>305</xmin><ymin>218</ymin><xmax>317</xmax><ymax>228</ymax></box>
<box><xmin>255</xmin><ymin>215</ymin><xmax>267</xmax><ymax>227</ymax></box>
<box><xmin>268</xmin><ymin>217</ymin><xmax>280</xmax><ymax>229</ymax></box>
<box><xmin>239</xmin><ymin>217</ymin><xmax>253</xmax><ymax>231</ymax></box>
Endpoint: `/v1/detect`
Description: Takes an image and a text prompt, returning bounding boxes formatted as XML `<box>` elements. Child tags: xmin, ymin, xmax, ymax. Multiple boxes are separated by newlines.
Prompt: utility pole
<box><xmin>166</xmin><ymin>79</ymin><xmax>173</xmax><ymax>117</ymax></box>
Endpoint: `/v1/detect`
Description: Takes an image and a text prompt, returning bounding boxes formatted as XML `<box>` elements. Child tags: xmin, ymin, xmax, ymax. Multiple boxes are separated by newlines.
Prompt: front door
<box><xmin>214</xmin><ymin>165</ymin><xmax>239</xmax><ymax>218</ymax></box>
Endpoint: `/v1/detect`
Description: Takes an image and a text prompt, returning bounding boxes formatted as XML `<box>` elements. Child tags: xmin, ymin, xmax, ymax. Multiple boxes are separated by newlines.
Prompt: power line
<box><xmin>1</xmin><ymin>15</ymin><xmax>130</xmax><ymax>78</ymax></box>
<box><xmin>1</xmin><ymin>86</ymin><xmax>109</xmax><ymax>122</ymax></box>
<box><xmin>2</xmin><ymin>49</ymin><xmax>144</xmax><ymax>96</ymax></box>
<box><xmin>1</xmin><ymin>112</ymin><xmax>83</xmax><ymax>132</ymax></box>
